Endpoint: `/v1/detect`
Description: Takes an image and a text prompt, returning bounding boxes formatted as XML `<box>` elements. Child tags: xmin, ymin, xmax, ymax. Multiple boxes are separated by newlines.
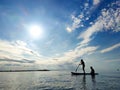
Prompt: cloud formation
<box><xmin>0</xmin><ymin>39</ymin><xmax>98</xmax><ymax>70</ymax></box>
<box><xmin>100</xmin><ymin>43</ymin><xmax>120</xmax><ymax>53</ymax></box>
<box><xmin>52</xmin><ymin>45</ymin><xmax>99</xmax><ymax>67</ymax></box>
<box><xmin>66</xmin><ymin>1</ymin><xmax>119</xmax><ymax>45</ymax></box>
<box><xmin>0</xmin><ymin>58</ymin><xmax>35</xmax><ymax>63</ymax></box>
<box><xmin>66</xmin><ymin>0</ymin><xmax>102</xmax><ymax>33</ymax></box>
<box><xmin>0</xmin><ymin>39</ymin><xmax>42</xmax><ymax>64</ymax></box>
<box><xmin>78</xmin><ymin>1</ymin><xmax>120</xmax><ymax>45</ymax></box>
<box><xmin>66</xmin><ymin>15</ymin><xmax>83</xmax><ymax>33</ymax></box>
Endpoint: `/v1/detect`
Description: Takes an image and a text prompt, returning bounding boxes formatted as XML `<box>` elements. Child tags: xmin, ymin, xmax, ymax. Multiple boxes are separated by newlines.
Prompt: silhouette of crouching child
<box><xmin>90</xmin><ymin>66</ymin><xmax>95</xmax><ymax>76</ymax></box>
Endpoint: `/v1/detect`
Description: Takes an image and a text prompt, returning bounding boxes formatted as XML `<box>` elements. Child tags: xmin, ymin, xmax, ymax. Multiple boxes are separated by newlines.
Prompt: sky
<box><xmin>0</xmin><ymin>0</ymin><xmax>120</xmax><ymax>72</ymax></box>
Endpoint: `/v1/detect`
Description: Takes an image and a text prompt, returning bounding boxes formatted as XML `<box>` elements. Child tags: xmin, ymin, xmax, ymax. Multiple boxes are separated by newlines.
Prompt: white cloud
<box><xmin>100</xmin><ymin>43</ymin><xmax>120</xmax><ymax>53</ymax></box>
<box><xmin>100</xmin><ymin>8</ymin><xmax>120</xmax><ymax>32</ymax></box>
<box><xmin>84</xmin><ymin>3</ymin><xmax>89</xmax><ymax>7</ymax></box>
<box><xmin>66</xmin><ymin>15</ymin><xmax>82</xmax><ymax>32</ymax></box>
<box><xmin>93</xmin><ymin>0</ymin><xmax>100</xmax><ymax>5</ymax></box>
<box><xmin>53</xmin><ymin>46</ymin><xmax>99</xmax><ymax>64</ymax></box>
<box><xmin>66</xmin><ymin>27</ymin><xmax>72</xmax><ymax>33</ymax></box>
<box><xmin>78</xmin><ymin>21</ymin><xmax>102</xmax><ymax>44</ymax></box>
<box><xmin>0</xmin><ymin>39</ymin><xmax>42</xmax><ymax>62</ymax></box>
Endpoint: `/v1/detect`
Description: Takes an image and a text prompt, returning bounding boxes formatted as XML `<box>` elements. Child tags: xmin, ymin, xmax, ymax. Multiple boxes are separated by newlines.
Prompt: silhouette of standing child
<box><xmin>79</xmin><ymin>59</ymin><xmax>85</xmax><ymax>74</ymax></box>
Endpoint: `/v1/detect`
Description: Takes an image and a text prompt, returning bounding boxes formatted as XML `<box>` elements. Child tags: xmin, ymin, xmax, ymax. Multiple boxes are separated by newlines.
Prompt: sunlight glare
<box><xmin>29</xmin><ymin>24</ymin><xmax>43</xmax><ymax>39</ymax></box>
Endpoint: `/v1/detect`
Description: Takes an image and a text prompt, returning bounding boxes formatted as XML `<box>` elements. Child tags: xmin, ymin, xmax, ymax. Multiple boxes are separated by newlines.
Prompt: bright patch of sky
<box><xmin>0</xmin><ymin>0</ymin><xmax>120</xmax><ymax>72</ymax></box>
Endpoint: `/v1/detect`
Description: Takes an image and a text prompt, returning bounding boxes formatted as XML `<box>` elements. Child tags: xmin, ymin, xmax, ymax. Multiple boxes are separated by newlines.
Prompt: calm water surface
<box><xmin>0</xmin><ymin>71</ymin><xmax>120</xmax><ymax>90</ymax></box>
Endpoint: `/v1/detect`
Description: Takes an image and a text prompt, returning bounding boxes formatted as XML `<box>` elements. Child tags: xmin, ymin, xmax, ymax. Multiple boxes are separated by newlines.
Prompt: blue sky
<box><xmin>0</xmin><ymin>0</ymin><xmax>120</xmax><ymax>72</ymax></box>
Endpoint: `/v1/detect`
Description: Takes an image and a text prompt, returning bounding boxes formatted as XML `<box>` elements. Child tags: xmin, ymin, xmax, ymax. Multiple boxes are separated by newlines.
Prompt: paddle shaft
<box><xmin>75</xmin><ymin>64</ymin><xmax>80</xmax><ymax>72</ymax></box>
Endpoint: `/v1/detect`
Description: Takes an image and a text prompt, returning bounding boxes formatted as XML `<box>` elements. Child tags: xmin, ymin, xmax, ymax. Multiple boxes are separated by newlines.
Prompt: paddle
<box><xmin>75</xmin><ymin>64</ymin><xmax>80</xmax><ymax>72</ymax></box>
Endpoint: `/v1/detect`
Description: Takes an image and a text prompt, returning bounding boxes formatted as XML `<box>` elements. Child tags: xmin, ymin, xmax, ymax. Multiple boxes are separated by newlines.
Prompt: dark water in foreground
<box><xmin>0</xmin><ymin>71</ymin><xmax>120</xmax><ymax>90</ymax></box>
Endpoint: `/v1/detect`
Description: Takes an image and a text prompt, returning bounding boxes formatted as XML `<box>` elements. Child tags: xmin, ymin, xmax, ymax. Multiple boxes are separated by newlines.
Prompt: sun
<box><xmin>28</xmin><ymin>24</ymin><xmax>43</xmax><ymax>39</ymax></box>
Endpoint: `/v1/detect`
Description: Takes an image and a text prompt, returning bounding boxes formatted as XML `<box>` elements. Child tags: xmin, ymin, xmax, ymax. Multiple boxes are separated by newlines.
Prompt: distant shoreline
<box><xmin>0</xmin><ymin>69</ymin><xmax>50</xmax><ymax>72</ymax></box>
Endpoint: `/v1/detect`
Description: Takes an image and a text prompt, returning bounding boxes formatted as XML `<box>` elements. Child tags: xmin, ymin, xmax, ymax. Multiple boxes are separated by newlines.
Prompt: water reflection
<box><xmin>81</xmin><ymin>75</ymin><xmax>87</xmax><ymax>90</ymax></box>
<box><xmin>91</xmin><ymin>75</ymin><xmax>96</xmax><ymax>82</ymax></box>
<box><xmin>91</xmin><ymin>75</ymin><xmax>96</xmax><ymax>90</ymax></box>
<box><xmin>71</xmin><ymin>74</ymin><xmax>87</xmax><ymax>90</ymax></box>
<box><xmin>0</xmin><ymin>71</ymin><xmax>100</xmax><ymax>90</ymax></box>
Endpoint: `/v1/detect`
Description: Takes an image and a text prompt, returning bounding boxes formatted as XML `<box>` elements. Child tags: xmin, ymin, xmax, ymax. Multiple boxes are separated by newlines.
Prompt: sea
<box><xmin>0</xmin><ymin>71</ymin><xmax>120</xmax><ymax>90</ymax></box>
